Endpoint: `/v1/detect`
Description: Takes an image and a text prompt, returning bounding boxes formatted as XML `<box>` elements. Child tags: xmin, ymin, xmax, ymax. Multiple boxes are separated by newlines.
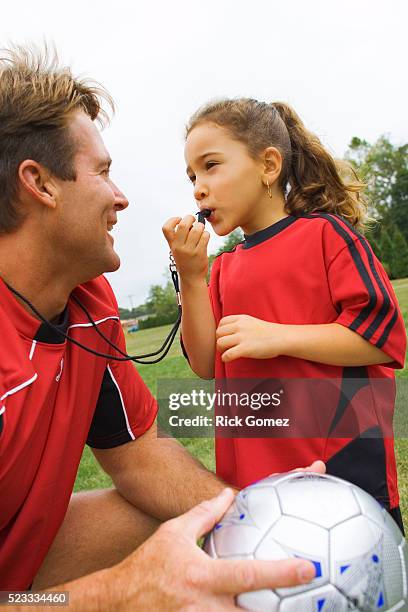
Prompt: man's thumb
<box><xmin>172</xmin><ymin>488</ymin><xmax>235</xmax><ymax>541</ymax></box>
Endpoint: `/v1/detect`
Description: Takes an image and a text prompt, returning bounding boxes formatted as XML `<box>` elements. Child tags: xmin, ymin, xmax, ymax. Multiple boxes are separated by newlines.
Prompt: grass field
<box><xmin>75</xmin><ymin>279</ymin><xmax>408</xmax><ymax>526</ymax></box>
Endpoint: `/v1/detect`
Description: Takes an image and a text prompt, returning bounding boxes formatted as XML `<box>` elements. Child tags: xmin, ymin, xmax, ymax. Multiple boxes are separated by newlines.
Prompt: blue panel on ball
<box><xmin>312</xmin><ymin>560</ymin><xmax>322</xmax><ymax>578</ymax></box>
<box><xmin>317</xmin><ymin>598</ymin><xmax>325</xmax><ymax>611</ymax></box>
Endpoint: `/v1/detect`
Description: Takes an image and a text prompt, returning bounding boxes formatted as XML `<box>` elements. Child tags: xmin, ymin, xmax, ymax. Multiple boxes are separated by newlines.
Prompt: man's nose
<box><xmin>111</xmin><ymin>181</ymin><xmax>129</xmax><ymax>211</ymax></box>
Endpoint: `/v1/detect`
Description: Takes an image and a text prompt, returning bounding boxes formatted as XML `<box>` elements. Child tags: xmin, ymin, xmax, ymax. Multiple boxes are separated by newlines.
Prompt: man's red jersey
<box><xmin>0</xmin><ymin>276</ymin><xmax>157</xmax><ymax>589</ymax></box>
<box><xmin>209</xmin><ymin>214</ymin><xmax>406</xmax><ymax>509</ymax></box>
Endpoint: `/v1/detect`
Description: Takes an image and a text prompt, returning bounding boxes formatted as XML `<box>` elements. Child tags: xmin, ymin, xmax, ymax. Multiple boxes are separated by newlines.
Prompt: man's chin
<box><xmin>104</xmin><ymin>253</ymin><xmax>121</xmax><ymax>273</ymax></box>
<box><xmin>94</xmin><ymin>251</ymin><xmax>121</xmax><ymax>278</ymax></box>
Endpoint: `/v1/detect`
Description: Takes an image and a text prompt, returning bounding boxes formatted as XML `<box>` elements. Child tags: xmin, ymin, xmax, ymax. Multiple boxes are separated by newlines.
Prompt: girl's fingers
<box><xmin>216</xmin><ymin>324</ymin><xmax>237</xmax><ymax>339</ymax></box>
<box><xmin>217</xmin><ymin>334</ymin><xmax>239</xmax><ymax>352</ymax></box>
<box><xmin>175</xmin><ymin>215</ymin><xmax>198</xmax><ymax>243</ymax></box>
<box><xmin>162</xmin><ymin>217</ymin><xmax>183</xmax><ymax>244</ymax></box>
<box><xmin>221</xmin><ymin>346</ymin><xmax>242</xmax><ymax>362</ymax></box>
<box><xmin>185</xmin><ymin>220</ymin><xmax>206</xmax><ymax>249</ymax></box>
<box><xmin>219</xmin><ymin>315</ymin><xmax>240</xmax><ymax>327</ymax></box>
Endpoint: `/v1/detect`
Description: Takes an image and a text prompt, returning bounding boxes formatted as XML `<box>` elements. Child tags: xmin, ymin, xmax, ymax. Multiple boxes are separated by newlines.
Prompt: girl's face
<box><xmin>185</xmin><ymin>122</ymin><xmax>271</xmax><ymax>235</ymax></box>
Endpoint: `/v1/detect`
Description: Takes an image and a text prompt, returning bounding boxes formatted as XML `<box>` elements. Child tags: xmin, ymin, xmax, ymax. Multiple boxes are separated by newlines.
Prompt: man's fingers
<box><xmin>304</xmin><ymin>460</ymin><xmax>326</xmax><ymax>474</ymax></box>
<box><xmin>168</xmin><ymin>488</ymin><xmax>235</xmax><ymax>541</ymax></box>
<box><xmin>208</xmin><ymin>558</ymin><xmax>316</xmax><ymax>595</ymax></box>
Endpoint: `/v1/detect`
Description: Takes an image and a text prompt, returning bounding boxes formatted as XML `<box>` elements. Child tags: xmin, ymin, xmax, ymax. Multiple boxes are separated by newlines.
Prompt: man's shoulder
<box><xmin>0</xmin><ymin>306</ymin><xmax>36</xmax><ymax>401</ymax></box>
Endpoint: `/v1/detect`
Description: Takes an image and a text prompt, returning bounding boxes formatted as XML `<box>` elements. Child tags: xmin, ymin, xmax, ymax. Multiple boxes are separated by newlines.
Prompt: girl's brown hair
<box><xmin>186</xmin><ymin>98</ymin><xmax>368</xmax><ymax>230</ymax></box>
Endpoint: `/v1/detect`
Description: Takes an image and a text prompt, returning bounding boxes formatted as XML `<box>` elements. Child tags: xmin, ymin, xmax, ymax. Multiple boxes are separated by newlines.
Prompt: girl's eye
<box><xmin>206</xmin><ymin>161</ymin><xmax>217</xmax><ymax>170</ymax></box>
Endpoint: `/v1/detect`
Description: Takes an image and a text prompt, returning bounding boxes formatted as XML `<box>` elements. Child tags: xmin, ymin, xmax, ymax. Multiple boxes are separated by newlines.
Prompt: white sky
<box><xmin>1</xmin><ymin>0</ymin><xmax>407</xmax><ymax>308</ymax></box>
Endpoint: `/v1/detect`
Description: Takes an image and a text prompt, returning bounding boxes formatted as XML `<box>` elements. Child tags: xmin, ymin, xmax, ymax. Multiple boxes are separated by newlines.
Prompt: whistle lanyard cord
<box><xmin>5</xmin><ymin>253</ymin><xmax>182</xmax><ymax>365</ymax></box>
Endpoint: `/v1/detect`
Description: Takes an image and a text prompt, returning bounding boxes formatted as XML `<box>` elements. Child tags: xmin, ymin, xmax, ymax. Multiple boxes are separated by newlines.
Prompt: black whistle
<box><xmin>196</xmin><ymin>209</ymin><xmax>212</xmax><ymax>224</ymax></box>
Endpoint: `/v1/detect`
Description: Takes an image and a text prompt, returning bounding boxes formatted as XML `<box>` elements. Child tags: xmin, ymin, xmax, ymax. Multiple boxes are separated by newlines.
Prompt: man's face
<box><xmin>51</xmin><ymin>111</ymin><xmax>128</xmax><ymax>280</ymax></box>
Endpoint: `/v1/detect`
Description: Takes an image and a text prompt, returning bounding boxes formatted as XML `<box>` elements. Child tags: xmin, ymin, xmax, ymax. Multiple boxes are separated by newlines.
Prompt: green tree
<box><xmin>379</xmin><ymin>229</ymin><xmax>395</xmax><ymax>278</ymax></box>
<box><xmin>118</xmin><ymin>307</ymin><xmax>131</xmax><ymax>320</ymax></box>
<box><xmin>346</xmin><ymin>136</ymin><xmax>408</xmax><ymax>238</ymax></box>
<box><xmin>207</xmin><ymin>229</ymin><xmax>244</xmax><ymax>276</ymax></box>
<box><xmin>145</xmin><ymin>281</ymin><xmax>179</xmax><ymax>320</ymax></box>
<box><xmin>366</xmin><ymin>232</ymin><xmax>382</xmax><ymax>260</ymax></box>
<box><xmin>391</xmin><ymin>228</ymin><xmax>408</xmax><ymax>279</ymax></box>
<box><xmin>216</xmin><ymin>229</ymin><xmax>244</xmax><ymax>256</ymax></box>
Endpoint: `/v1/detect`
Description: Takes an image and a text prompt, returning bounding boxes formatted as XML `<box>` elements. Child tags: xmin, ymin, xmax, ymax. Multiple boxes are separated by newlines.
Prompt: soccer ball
<box><xmin>205</xmin><ymin>472</ymin><xmax>408</xmax><ymax>611</ymax></box>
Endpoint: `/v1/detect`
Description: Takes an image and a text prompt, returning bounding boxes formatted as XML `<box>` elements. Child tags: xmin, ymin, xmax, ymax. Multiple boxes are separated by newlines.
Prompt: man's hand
<box><xmin>111</xmin><ymin>488</ymin><xmax>315</xmax><ymax>610</ymax></box>
<box><xmin>292</xmin><ymin>460</ymin><xmax>326</xmax><ymax>475</ymax></box>
<box><xmin>216</xmin><ymin>315</ymin><xmax>286</xmax><ymax>362</ymax></box>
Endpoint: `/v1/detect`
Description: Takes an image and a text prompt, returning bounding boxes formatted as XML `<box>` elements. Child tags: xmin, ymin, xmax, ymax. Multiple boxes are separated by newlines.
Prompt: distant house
<box><xmin>121</xmin><ymin>318</ymin><xmax>139</xmax><ymax>331</ymax></box>
<box><xmin>121</xmin><ymin>314</ymin><xmax>153</xmax><ymax>333</ymax></box>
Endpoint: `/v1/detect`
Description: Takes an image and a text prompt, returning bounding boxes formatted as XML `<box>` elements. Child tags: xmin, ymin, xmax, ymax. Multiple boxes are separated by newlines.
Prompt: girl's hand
<box><xmin>216</xmin><ymin>315</ymin><xmax>289</xmax><ymax>362</ymax></box>
<box><xmin>162</xmin><ymin>215</ymin><xmax>210</xmax><ymax>282</ymax></box>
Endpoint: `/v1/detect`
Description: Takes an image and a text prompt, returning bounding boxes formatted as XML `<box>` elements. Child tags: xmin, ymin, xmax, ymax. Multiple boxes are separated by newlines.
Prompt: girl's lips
<box><xmin>197</xmin><ymin>208</ymin><xmax>215</xmax><ymax>223</ymax></box>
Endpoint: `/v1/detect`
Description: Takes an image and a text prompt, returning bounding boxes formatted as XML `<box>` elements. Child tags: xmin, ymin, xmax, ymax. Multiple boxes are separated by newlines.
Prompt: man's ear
<box><xmin>18</xmin><ymin>160</ymin><xmax>58</xmax><ymax>209</ymax></box>
<box><xmin>262</xmin><ymin>146</ymin><xmax>282</xmax><ymax>186</ymax></box>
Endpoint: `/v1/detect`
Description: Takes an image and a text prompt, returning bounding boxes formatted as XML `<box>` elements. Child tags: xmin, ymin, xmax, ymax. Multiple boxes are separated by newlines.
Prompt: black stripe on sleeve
<box><xmin>305</xmin><ymin>214</ymin><xmax>377</xmax><ymax>330</ymax></box>
<box><xmin>307</xmin><ymin>214</ymin><xmax>396</xmax><ymax>341</ymax></box>
<box><xmin>330</xmin><ymin>216</ymin><xmax>395</xmax><ymax>341</ymax></box>
<box><xmin>87</xmin><ymin>367</ymin><xmax>134</xmax><ymax>449</ymax></box>
<box><xmin>376</xmin><ymin>308</ymin><xmax>399</xmax><ymax>349</ymax></box>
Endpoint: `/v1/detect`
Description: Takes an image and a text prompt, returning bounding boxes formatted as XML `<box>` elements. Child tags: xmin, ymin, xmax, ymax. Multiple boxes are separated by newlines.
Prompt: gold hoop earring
<box><xmin>266</xmin><ymin>180</ymin><xmax>273</xmax><ymax>199</ymax></box>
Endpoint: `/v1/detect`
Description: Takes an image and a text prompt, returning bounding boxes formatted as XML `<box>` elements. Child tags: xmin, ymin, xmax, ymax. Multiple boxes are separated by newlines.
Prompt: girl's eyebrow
<box><xmin>186</xmin><ymin>151</ymin><xmax>222</xmax><ymax>175</ymax></box>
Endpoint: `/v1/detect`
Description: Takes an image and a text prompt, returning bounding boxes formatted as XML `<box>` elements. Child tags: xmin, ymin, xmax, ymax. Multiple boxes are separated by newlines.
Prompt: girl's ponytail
<box><xmin>187</xmin><ymin>98</ymin><xmax>369</xmax><ymax>231</ymax></box>
<box><xmin>272</xmin><ymin>102</ymin><xmax>368</xmax><ymax>229</ymax></box>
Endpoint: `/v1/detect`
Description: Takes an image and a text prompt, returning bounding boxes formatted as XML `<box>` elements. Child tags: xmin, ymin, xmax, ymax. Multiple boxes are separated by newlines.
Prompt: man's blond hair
<box><xmin>0</xmin><ymin>44</ymin><xmax>114</xmax><ymax>232</ymax></box>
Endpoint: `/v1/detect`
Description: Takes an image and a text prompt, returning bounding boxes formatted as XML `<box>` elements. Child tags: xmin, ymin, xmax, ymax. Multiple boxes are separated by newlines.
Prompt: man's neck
<box><xmin>0</xmin><ymin>234</ymin><xmax>79</xmax><ymax>322</ymax></box>
<box><xmin>1</xmin><ymin>270</ymin><xmax>74</xmax><ymax>322</ymax></box>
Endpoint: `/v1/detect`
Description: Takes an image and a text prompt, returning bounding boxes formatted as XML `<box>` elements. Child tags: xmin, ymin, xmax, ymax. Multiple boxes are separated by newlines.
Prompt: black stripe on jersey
<box><xmin>0</xmin><ymin>412</ymin><xmax>3</xmax><ymax>435</ymax></box>
<box><xmin>326</xmin><ymin>427</ymin><xmax>388</xmax><ymax>504</ymax></box>
<box><xmin>306</xmin><ymin>214</ymin><xmax>396</xmax><ymax>343</ymax></box>
<box><xmin>327</xmin><ymin>366</ymin><xmax>368</xmax><ymax>435</ymax></box>
<box><xmin>87</xmin><ymin>367</ymin><xmax>134</xmax><ymax>449</ymax></box>
<box><xmin>305</xmin><ymin>214</ymin><xmax>377</xmax><ymax>329</ymax></box>
<box><xmin>377</xmin><ymin>308</ymin><xmax>399</xmax><ymax>349</ymax></box>
<box><xmin>324</xmin><ymin>214</ymin><xmax>395</xmax><ymax>342</ymax></box>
